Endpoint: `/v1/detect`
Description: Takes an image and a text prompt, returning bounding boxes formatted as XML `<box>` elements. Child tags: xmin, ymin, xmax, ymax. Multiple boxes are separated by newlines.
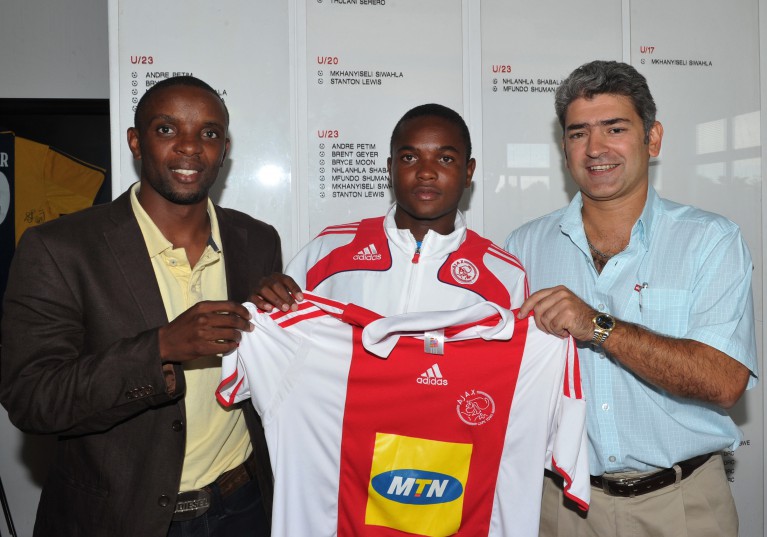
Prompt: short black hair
<box><xmin>390</xmin><ymin>103</ymin><xmax>473</xmax><ymax>162</ymax></box>
<box><xmin>555</xmin><ymin>60</ymin><xmax>657</xmax><ymax>143</ymax></box>
<box><xmin>133</xmin><ymin>75</ymin><xmax>229</xmax><ymax>131</ymax></box>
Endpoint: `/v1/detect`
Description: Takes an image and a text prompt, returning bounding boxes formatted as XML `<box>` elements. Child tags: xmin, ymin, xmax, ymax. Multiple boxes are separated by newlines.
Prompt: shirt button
<box><xmin>609</xmin><ymin>455</ymin><xmax>617</xmax><ymax>463</ymax></box>
<box><xmin>158</xmin><ymin>495</ymin><xmax>170</xmax><ymax>507</ymax></box>
<box><xmin>601</xmin><ymin>403</ymin><xmax>609</xmax><ymax>411</ymax></box>
<box><xmin>172</xmin><ymin>420</ymin><xmax>184</xmax><ymax>432</ymax></box>
<box><xmin>598</xmin><ymin>304</ymin><xmax>606</xmax><ymax>311</ymax></box>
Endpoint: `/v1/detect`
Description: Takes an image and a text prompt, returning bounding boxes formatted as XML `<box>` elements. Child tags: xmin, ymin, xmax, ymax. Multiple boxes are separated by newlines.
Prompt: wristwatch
<box><xmin>591</xmin><ymin>313</ymin><xmax>615</xmax><ymax>346</ymax></box>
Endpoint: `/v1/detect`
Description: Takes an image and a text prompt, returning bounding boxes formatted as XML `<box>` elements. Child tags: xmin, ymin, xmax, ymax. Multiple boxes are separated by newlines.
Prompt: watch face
<box><xmin>595</xmin><ymin>314</ymin><xmax>615</xmax><ymax>330</ymax></box>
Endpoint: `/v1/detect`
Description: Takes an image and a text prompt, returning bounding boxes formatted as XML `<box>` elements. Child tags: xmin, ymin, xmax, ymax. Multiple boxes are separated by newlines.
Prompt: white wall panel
<box><xmin>630</xmin><ymin>1</ymin><xmax>763</xmax><ymax>534</ymax></box>
<box><xmin>478</xmin><ymin>0</ymin><xmax>623</xmax><ymax>247</ymax></box>
<box><xmin>110</xmin><ymin>0</ymin><xmax>294</xmax><ymax>253</ymax></box>
<box><xmin>299</xmin><ymin>0</ymin><xmax>464</xmax><ymax>241</ymax></box>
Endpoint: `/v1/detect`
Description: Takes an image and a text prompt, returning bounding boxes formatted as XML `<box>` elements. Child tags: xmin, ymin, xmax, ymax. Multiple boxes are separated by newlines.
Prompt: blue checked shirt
<box><xmin>505</xmin><ymin>186</ymin><xmax>757</xmax><ymax>474</ymax></box>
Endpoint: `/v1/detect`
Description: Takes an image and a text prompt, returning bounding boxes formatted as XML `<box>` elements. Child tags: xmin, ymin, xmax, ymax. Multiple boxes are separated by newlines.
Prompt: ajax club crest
<box><xmin>456</xmin><ymin>389</ymin><xmax>495</xmax><ymax>426</ymax></box>
<box><xmin>450</xmin><ymin>258</ymin><xmax>479</xmax><ymax>285</ymax></box>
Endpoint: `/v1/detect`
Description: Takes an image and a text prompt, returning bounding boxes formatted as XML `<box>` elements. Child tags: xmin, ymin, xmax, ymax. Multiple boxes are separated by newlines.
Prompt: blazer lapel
<box><xmin>216</xmin><ymin>206</ymin><xmax>250</xmax><ymax>303</ymax></box>
<box><xmin>103</xmin><ymin>191</ymin><xmax>168</xmax><ymax>329</ymax></box>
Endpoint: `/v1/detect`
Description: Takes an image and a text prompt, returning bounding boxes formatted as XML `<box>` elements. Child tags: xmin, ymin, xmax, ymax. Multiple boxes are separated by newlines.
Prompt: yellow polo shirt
<box><xmin>130</xmin><ymin>184</ymin><xmax>251</xmax><ymax>491</ymax></box>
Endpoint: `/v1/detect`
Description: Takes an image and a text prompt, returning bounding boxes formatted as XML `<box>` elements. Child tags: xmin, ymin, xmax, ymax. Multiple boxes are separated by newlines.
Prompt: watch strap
<box><xmin>592</xmin><ymin>329</ymin><xmax>610</xmax><ymax>345</ymax></box>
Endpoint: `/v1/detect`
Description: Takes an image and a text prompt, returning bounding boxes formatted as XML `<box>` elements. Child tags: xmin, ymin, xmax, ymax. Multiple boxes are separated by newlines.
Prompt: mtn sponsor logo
<box><xmin>365</xmin><ymin>433</ymin><xmax>470</xmax><ymax>535</ymax></box>
<box><xmin>370</xmin><ymin>469</ymin><xmax>463</xmax><ymax>505</ymax></box>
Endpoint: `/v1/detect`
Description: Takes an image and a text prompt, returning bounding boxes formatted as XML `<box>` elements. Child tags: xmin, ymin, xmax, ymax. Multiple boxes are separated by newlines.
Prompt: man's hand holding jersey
<box><xmin>251</xmin><ymin>272</ymin><xmax>304</xmax><ymax>312</ymax></box>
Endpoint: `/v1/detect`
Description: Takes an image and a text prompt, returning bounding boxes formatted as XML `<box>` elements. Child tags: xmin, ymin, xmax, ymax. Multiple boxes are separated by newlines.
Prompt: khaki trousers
<box><xmin>539</xmin><ymin>454</ymin><xmax>738</xmax><ymax>537</ymax></box>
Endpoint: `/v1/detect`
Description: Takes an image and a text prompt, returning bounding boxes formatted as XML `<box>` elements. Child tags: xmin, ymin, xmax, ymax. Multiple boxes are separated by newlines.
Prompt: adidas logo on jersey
<box><xmin>417</xmin><ymin>363</ymin><xmax>448</xmax><ymax>386</ymax></box>
<box><xmin>352</xmin><ymin>243</ymin><xmax>382</xmax><ymax>261</ymax></box>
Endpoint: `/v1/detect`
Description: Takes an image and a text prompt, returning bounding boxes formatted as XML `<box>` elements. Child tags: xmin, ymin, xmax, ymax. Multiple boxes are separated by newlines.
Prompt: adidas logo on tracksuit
<box><xmin>352</xmin><ymin>244</ymin><xmax>382</xmax><ymax>261</ymax></box>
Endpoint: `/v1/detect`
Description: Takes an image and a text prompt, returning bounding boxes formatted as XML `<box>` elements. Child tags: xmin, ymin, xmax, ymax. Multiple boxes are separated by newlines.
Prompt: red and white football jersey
<box><xmin>217</xmin><ymin>294</ymin><xmax>589</xmax><ymax>537</ymax></box>
<box><xmin>285</xmin><ymin>207</ymin><xmax>528</xmax><ymax>315</ymax></box>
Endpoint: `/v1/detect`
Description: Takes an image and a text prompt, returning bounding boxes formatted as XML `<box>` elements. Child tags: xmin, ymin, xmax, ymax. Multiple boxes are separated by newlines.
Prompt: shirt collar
<box><xmin>559</xmin><ymin>184</ymin><xmax>657</xmax><ymax>250</ymax></box>
<box><xmin>129</xmin><ymin>183</ymin><xmax>222</xmax><ymax>258</ymax></box>
<box><xmin>634</xmin><ymin>185</ymin><xmax>659</xmax><ymax>249</ymax></box>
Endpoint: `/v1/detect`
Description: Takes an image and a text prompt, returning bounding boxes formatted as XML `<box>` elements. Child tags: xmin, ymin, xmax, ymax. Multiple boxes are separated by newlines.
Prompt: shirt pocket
<box><xmin>639</xmin><ymin>288</ymin><xmax>691</xmax><ymax>338</ymax></box>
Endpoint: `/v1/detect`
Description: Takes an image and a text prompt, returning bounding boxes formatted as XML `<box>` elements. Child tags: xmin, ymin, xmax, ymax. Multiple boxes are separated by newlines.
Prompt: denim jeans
<box><xmin>167</xmin><ymin>478</ymin><xmax>269</xmax><ymax>537</ymax></box>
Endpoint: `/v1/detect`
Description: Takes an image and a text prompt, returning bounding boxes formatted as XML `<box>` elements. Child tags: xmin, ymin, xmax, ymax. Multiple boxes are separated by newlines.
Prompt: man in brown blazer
<box><xmin>0</xmin><ymin>76</ymin><xmax>278</xmax><ymax>536</ymax></box>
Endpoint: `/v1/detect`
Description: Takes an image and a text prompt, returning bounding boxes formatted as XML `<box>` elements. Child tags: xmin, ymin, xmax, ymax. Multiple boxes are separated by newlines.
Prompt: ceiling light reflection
<box><xmin>256</xmin><ymin>164</ymin><xmax>287</xmax><ymax>187</ymax></box>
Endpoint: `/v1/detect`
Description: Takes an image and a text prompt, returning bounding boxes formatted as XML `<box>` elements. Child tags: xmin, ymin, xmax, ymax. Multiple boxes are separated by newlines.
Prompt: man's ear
<box><xmin>127</xmin><ymin>127</ymin><xmax>141</xmax><ymax>160</ymax></box>
<box><xmin>220</xmin><ymin>138</ymin><xmax>231</xmax><ymax>167</ymax></box>
<box><xmin>465</xmin><ymin>158</ymin><xmax>476</xmax><ymax>188</ymax></box>
<box><xmin>561</xmin><ymin>137</ymin><xmax>568</xmax><ymax>163</ymax></box>
<box><xmin>648</xmin><ymin>121</ymin><xmax>663</xmax><ymax>157</ymax></box>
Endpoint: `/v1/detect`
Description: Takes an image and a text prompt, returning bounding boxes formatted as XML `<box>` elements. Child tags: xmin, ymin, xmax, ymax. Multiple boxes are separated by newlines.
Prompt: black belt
<box><xmin>173</xmin><ymin>452</ymin><xmax>257</xmax><ymax>521</ymax></box>
<box><xmin>590</xmin><ymin>453</ymin><xmax>713</xmax><ymax>498</ymax></box>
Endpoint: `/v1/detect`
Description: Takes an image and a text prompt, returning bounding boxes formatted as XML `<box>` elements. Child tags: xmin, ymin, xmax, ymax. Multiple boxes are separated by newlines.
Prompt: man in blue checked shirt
<box><xmin>505</xmin><ymin>60</ymin><xmax>757</xmax><ymax>537</ymax></box>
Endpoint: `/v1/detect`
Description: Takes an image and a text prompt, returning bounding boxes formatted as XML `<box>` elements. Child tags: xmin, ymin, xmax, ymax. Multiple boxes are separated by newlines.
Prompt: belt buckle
<box><xmin>602</xmin><ymin>475</ymin><xmax>641</xmax><ymax>498</ymax></box>
<box><xmin>173</xmin><ymin>489</ymin><xmax>211</xmax><ymax>521</ymax></box>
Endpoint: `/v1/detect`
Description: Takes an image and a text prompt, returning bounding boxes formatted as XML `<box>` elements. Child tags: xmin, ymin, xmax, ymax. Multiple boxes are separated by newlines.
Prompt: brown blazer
<box><xmin>0</xmin><ymin>190</ymin><xmax>279</xmax><ymax>536</ymax></box>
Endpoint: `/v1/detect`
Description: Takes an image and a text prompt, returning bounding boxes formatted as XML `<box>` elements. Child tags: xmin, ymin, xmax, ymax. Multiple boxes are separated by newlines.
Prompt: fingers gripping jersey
<box><xmin>286</xmin><ymin>209</ymin><xmax>529</xmax><ymax>316</ymax></box>
<box><xmin>217</xmin><ymin>295</ymin><xmax>589</xmax><ymax>537</ymax></box>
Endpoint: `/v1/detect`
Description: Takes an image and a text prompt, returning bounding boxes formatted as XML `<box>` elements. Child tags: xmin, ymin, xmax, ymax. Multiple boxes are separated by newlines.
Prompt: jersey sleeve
<box><xmin>217</xmin><ymin>303</ymin><xmax>303</xmax><ymax>423</ymax></box>
<box><xmin>548</xmin><ymin>337</ymin><xmax>590</xmax><ymax>510</ymax></box>
<box><xmin>285</xmin><ymin>227</ymin><xmax>359</xmax><ymax>289</ymax></box>
<box><xmin>484</xmin><ymin>245</ymin><xmax>530</xmax><ymax>308</ymax></box>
